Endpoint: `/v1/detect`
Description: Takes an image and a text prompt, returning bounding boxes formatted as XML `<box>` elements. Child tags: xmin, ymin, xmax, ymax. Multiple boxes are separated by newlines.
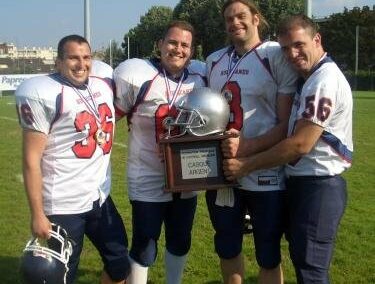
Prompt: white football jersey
<box><xmin>16</xmin><ymin>74</ymin><xmax>115</xmax><ymax>215</ymax></box>
<box><xmin>91</xmin><ymin>59</ymin><xmax>113</xmax><ymax>80</ymax></box>
<box><xmin>285</xmin><ymin>55</ymin><xmax>353</xmax><ymax>176</ymax></box>
<box><xmin>207</xmin><ymin>41</ymin><xmax>297</xmax><ymax>191</ymax></box>
<box><xmin>114</xmin><ymin>58</ymin><xmax>206</xmax><ymax>202</ymax></box>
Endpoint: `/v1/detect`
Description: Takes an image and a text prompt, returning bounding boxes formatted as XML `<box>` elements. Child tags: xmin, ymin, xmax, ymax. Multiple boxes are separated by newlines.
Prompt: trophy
<box><xmin>160</xmin><ymin>87</ymin><xmax>237</xmax><ymax>192</ymax></box>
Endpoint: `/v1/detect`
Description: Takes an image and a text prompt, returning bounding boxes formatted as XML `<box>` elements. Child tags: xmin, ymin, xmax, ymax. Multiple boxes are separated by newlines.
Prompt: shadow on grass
<box><xmin>204</xmin><ymin>276</ymin><xmax>296</xmax><ymax>284</ymax></box>
<box><xmin>0</xmin><ymin>256</ymin><xmax>23</xmax><ymax>283</ymax></box>
<box><xmin>0</xmin><ymin>255</ymin><xmax>101</xmax><ymax>284</ymax></box>
<box><xmin>204</xmin><ymin>276</ymin><xmax>257</xmax><ymax>284</ymax></box>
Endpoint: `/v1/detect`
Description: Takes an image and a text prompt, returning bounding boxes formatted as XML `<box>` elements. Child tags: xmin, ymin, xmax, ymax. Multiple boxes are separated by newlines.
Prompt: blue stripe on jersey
<box><xmin>126</xmin><ymin>80</ymin><xmax>152</xmax><ymax>127</ymax></box>
<box><xmin>48</xmin><ymin>93</ymin><xmax>62</xmax><ymax>134</ymax></box>
<box><xmin>321</xmin><ymin>131</ymin><xmax>352</xmax><ymax>163</ymax></box>
<box><xmin>260</xmin><ymin>57</ymin><xmax>272</xmax><ymax>77</ymax></box>
<box><xmin>310</xmin><ymin>55</ymin><xmax>333</xmax><ymax>75</ymax></box>
<box><xmin>296</xmin><ymin>77</ymin><xmax>305</xmax><ymax>95</ymax></box>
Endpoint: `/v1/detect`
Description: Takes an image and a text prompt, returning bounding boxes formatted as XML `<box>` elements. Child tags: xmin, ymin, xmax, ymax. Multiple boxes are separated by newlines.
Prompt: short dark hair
<box><xmin>277</xmin><ymin>14</ymin><xmax>319</xmax><ymax>38</ymax></box>
<box><xmin>162</xmin><ymin>20</ymin><xmax>196</xmax><ymax>47</ymax></box>
<box><xmin>221</xmin><ymin>0</ymin><xmax>269</xmax><ymax>33</ymax></box>
<box><xmin>57</xmin><ymin>35</ymin><xmax>91</xmax><ymax>59</ymax></box>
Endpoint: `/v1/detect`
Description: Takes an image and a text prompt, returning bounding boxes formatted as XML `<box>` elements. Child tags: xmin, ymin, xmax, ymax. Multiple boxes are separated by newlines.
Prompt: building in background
<box><xmin>0</xmin><ymin>42</ymin><xmax>56</xmax><ymax>74</ymax></box>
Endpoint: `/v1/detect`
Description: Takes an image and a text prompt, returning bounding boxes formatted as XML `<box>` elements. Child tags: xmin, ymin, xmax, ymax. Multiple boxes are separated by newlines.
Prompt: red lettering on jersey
<box><xmin>98</xmin><ymin>103</ymin><xmax>114</xmax><ymax>154</ymax></box>
<box><xmin>72</xmin><ymin>103</ymin><xmax>113</xmax><ymax>158</ymax></box>
<box><xmin>20</xmin><ymin>104</ymin><xmax>35</xmax><ymax>125</ymax></box>
<box><xmin>302</xmin><ymin>95</ymin><xmax>332</xmax><ymax>122</ymax></box>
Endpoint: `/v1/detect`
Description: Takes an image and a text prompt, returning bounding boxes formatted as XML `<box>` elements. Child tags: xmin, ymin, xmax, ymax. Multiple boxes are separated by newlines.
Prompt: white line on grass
<box><xmin>16</xmin><ymin>174</ymin><xmax>24</xmax><ymax>184</ymax></box>
<box><xmin>113</xmin><ymin>142</ymin><xmax>127</xmax><ymax>148</ymax></box>
<box><xmin>0</xmin><ymin>116</ymin><xmax>18</xmax><ymax>122</ymax></box>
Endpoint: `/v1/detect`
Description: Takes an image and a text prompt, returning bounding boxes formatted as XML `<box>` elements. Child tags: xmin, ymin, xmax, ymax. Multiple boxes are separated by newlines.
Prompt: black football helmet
<box><xmin>20</xmin><ymin>224</ymin><xmax>73</xmax><ymax>284</ymax></box>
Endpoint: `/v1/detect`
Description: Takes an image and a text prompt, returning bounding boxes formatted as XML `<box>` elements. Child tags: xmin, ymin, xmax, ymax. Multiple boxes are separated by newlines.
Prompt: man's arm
<box><xmin>22</xmin><ymin>129</ymin><xmax>51</xmax><ymax>239</ymax></box>
<box><xmin>222</xmin><ymin>93</ymin><xmax>293</xmax><ymax>158</ymax></box>
<box><xmin>223</xmin><ymin>119</ymin><xmax>323</xmax><ymax>180</ymax></box>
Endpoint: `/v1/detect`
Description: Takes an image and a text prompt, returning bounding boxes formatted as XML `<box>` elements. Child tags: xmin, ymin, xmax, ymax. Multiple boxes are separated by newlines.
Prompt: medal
<box><xmin>57</xmin><ymin>75</ymin><xmax>107</xmax><ymax>148</ymax></box>
<box><xmin>222</xmin><ymin>89</ymin><xmax>233</xmax><ymax>103</ymax></box>
<box><xmin>163</xmin><ymin>116</ymin><xmax>175</xmax><ymax>130</ymax></box>
<box><xmin>163</xmin><ymin>68</ymin><xmax>184</xmax><ymax>110</ymax></box>
<box><xmin>223</xmin><ymin>44</ymin><xmax>262</xmax><ymax>98</ymax></box>
<box><xmin>95</xmin><ymin>129</ymin><xmax>106</xmax><ymax>146</ymax></box>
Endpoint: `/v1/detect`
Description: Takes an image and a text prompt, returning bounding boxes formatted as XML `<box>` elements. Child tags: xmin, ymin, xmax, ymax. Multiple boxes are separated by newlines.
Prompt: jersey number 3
<box><xmin>225</xmin><ymin>81</ymin><xmax>243</xmax><ymax>131</ymax></box>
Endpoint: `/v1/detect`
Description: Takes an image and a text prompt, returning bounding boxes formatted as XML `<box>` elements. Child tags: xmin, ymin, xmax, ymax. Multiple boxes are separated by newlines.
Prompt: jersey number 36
<box><xmin>73</xmin><ymin>103</ymin><xmax>113</xmax><ymax>158</ymax></box>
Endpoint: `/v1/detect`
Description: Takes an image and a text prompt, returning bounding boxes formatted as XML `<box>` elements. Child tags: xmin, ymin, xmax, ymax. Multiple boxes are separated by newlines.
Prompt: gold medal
<box><xmin>95</xmin><ymin>129</ymin><xmax>106</xmax><ymax>146</ymax></box>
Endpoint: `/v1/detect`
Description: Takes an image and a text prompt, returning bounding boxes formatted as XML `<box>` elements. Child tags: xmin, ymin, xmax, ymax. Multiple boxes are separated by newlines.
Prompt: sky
<box><xmin>0</xmin><ymin>0</ymin><xmax>373</xmax><ymax>50</ymax></box>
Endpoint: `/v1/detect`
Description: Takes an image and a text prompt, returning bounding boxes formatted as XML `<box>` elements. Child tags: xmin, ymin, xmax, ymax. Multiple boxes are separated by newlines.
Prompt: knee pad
<box><xmin>166</xmin><ymin>234</ymin><xmax>191</xmax><ymax>256</ymax></box>
<box><xmin>215</xmin><ymin>232</ymin><xmax>243</xmax><ymax>259</ymax></box>
<box><xmin>104</xmin><ymin>256</ymin><xmax>131</xmax><ymax>281</ymax></box>
<box><xmin>130</xmin><ymin>238</ymin><xmax>157</xmax><ymax>267</ymax></box>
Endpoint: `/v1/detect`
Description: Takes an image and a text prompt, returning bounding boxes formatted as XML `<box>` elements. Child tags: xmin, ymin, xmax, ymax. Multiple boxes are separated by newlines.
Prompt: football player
<box><xmin>114</xmin><ymin>21</ymin><xmax>206</xmax><ymax>284</ymax></box>
<box><xmin>205</xmin><ymin>0</ymin><xmax>298</xmax><ymax>283</ymax></box>
<box><xmin>223</xmin><ymin>14</ymin><xmax>353</xmax><ymax>284</ymax></box>
<box><xmin>16</xmin><ymin>35</ymin><xmax>130</xmax><ymax>284</ymax></box>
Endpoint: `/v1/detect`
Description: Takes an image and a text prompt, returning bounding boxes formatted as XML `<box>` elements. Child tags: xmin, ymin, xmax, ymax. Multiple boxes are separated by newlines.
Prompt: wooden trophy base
<box><xmin>160</xmin><ymin>133</ymin><xmax>238</xmax><ymax>192</ymax></box>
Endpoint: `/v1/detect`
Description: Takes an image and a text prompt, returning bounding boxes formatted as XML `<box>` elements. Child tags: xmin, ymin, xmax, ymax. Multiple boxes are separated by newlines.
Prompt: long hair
<box><xmin>221</xmin><ymin>0</ymin><xmax>269</xmax><ymax>35</ymax></box>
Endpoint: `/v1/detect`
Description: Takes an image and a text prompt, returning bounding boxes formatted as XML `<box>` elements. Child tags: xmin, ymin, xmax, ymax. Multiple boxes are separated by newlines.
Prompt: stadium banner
<box><xmin>0</xmin><ymin>74</ymin><xmax>47</xmax><ymax>91</ymax></box>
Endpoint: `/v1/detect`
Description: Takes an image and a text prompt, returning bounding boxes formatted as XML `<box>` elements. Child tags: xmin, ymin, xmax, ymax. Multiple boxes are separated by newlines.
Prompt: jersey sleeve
<box><xmin>267</xmin><ymin>42</ymin><xmax>298</xmax><ymax>96</ymax></box>
<box><xmin>298</xmin><ymin>69</ymin><xmax>337</xmax><ymax>127</ymax></box>
<box><xmin>113</xmin><ymin>60</ymin><xmax>137</xmax><ymax>116</ymax></box>
<box><xmin>206</xmin><ymin>48</ymin><xmax>226</xmax><ymax>87</ymax></box>
<box><xmin>189</xmin><ymin>60</ymin><xmax>206</xmax><ymax>75</ymax></box>
<box><xmin>15</xmin><ymin>77</ymin><xmax>56</xmax><ymax>134</ymax></box>
<box><xmin>91</xmin><ymin>60</ymin><xmax>113</xmax><ymax>80</ymax></box>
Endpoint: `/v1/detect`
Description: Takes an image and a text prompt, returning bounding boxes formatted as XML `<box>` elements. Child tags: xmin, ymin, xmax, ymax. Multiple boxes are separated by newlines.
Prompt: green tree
<box><xmin>173</xmin><ymin>0</ymin><xmax>226</xmax><ymax>58</ymax></box>
<box><xmin>122</xmin><ymin>6</ymin><xmax>173</xmax><ymax>58</ymax></box>
<box><xmin>173</xmin><ymin>0</ymin><xmax>303</xmax><ymax>58</ymax></box>
<box><xmin>319</xmin><ymin>6</ymin><xmax>375</xmax><ymax>71</ymax></box>
<box><xmin>103</xmin><ymin>40</ymin><xmax>125</xmax><ymax>68</ymax></box>
<box><xmin>255</xmin><ymin>0</ymin><xmax>304</xmax><ymax>39</ymax></box>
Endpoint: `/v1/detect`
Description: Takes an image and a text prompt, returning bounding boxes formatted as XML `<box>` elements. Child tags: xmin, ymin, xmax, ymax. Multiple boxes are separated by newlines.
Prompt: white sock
<box><xmin>165</xmin><ymin>250</ymin><xmax>188</xmax><ymax>284</ymax></box>
<box><xmin>127</xmin><ymin>257</ymin><xmax>148</xmax><ymax>284</ymax></box>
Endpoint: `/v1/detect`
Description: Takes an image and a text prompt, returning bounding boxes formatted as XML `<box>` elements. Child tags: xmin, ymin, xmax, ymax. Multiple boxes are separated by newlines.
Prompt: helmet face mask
<box><xmin>20</xmin><ymin>224</ymin><xmax>73</xmax><ymax>284</ymax></box>
<box><xmin>164</xmin><ymin>87</ymin><xmax>230</xmax><ymax>138</ymax></box>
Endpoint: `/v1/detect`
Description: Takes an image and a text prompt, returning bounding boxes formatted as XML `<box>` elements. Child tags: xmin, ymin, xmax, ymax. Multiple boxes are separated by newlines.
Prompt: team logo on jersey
<box><xmin>220</xmin><ymin>69</ymin><xmax>249</xmax><ymax>76</ymax></box>
<box><xmin>258</xmin><ymin>176</ymin><xmax>278</xmax><ymax>186</ymax></box>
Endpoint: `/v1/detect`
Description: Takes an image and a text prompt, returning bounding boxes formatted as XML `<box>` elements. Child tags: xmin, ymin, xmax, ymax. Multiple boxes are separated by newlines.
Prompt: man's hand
<box><xmin>31</xmin><ymin>214</ymin><xmax>52</xmax><ymax>239</ymax></box>
<box><xmin>223</xmin><ymin>157</ymin><xmax>249</xmax><ymax>181</ymax></box>
<box><xmin>221</xmin><ymin>129</ymin><xmax>241</xmax><ymax>158</ymax></box>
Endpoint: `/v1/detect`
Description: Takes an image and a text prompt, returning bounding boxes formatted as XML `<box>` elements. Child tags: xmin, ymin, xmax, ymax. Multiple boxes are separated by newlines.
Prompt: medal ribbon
<box><xmin>163</xmin><ymin>69</ymin><xmax>184</xmax><ymax>110</ymax></box>
<box><xmin>224</xmin><ymin>42</ymin><xmax>262</xmax><ymax>89</ymax></box>
<box><xmin>58</xmin><ymin>75</ymin><xmax>102</xmax><ymax>124</ymax></box>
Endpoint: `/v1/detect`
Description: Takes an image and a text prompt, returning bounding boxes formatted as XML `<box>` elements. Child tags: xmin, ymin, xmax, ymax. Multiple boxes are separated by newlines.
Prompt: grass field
<box><xmin>0</xmin><ymin>91</ymin><xmax>374</xmax><ymax>283</ymax></box>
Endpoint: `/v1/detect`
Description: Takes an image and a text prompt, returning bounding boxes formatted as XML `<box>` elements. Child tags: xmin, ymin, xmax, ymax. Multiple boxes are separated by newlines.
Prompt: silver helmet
<box><xmin>164</xmin><ymin>87</ymin><xmax>230</xmax><ymax>137</ymax></box>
